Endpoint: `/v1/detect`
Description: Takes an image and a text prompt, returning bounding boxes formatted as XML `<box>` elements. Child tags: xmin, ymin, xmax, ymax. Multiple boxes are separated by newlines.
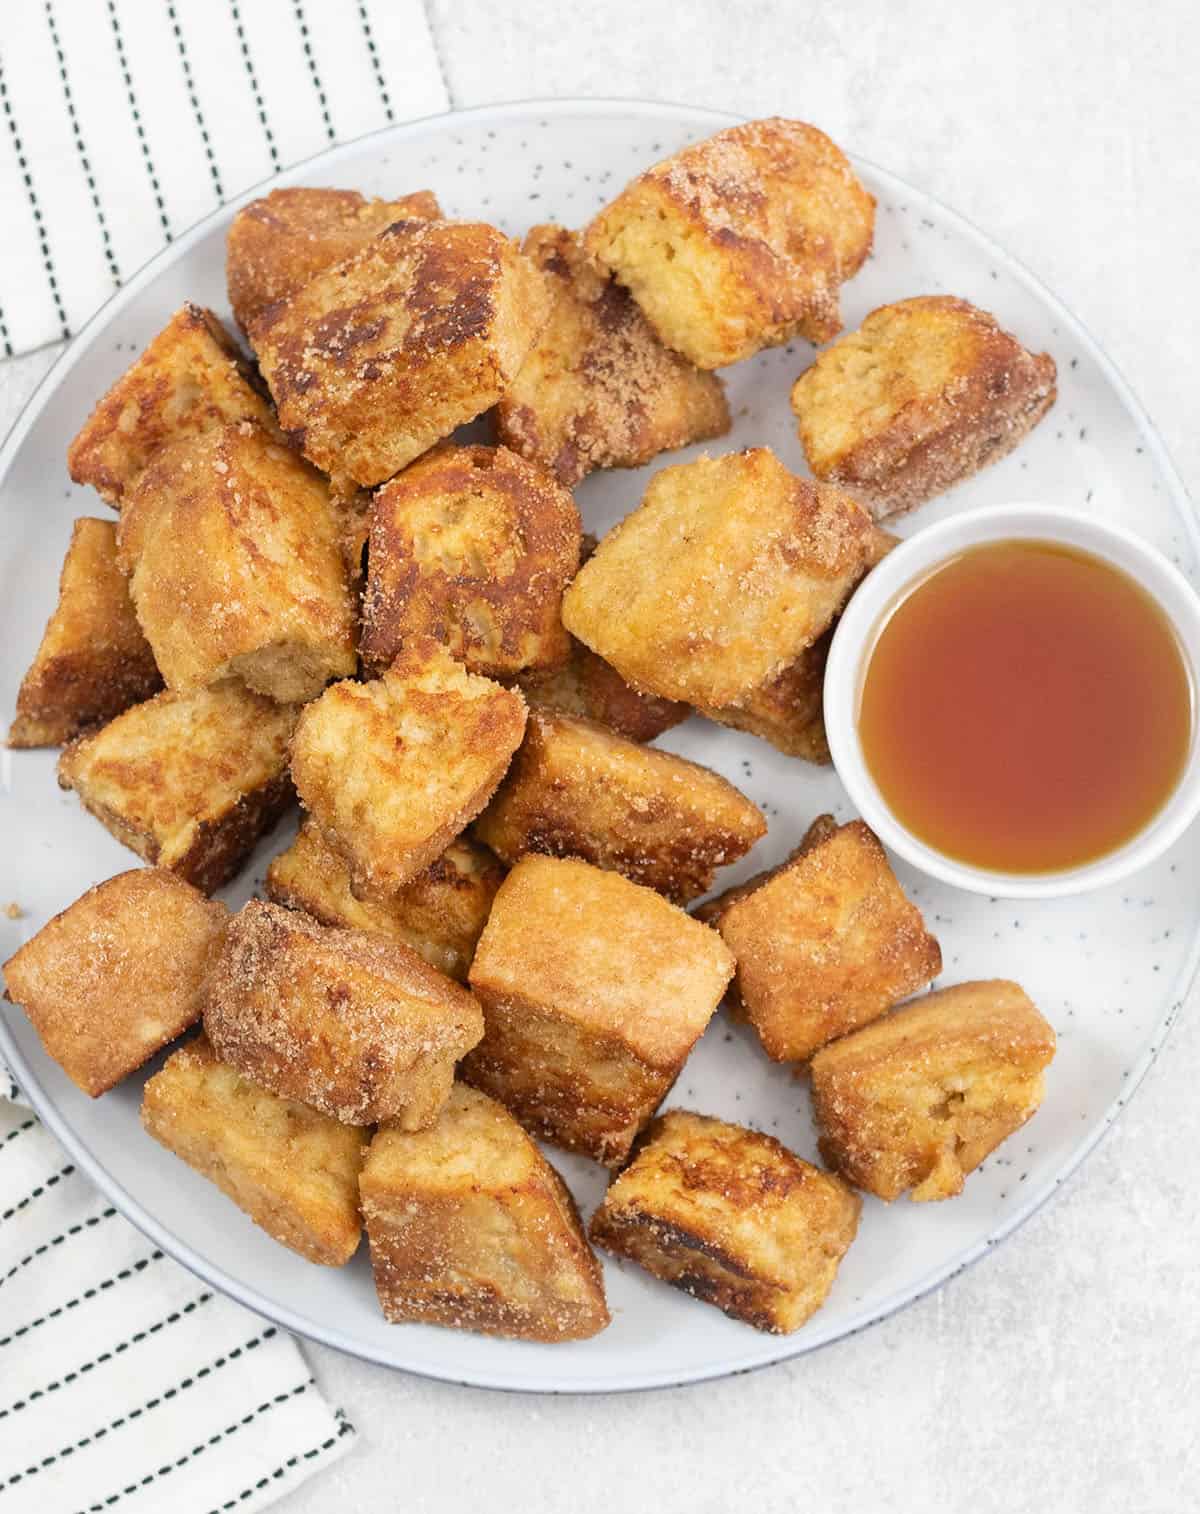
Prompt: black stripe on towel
<box><xmin>104</xmin><ymin>0</ymin><xmax>172</xmax><ymax>241</ymax></box>
<box><xmin>0</xmin><ymin>55</ymin><xmax>71</xmax><ymax>339</ymax></box>
<box><xmin>290</xmin><ymin>0</ymin><xmax>336</xmax><ymax>142</ymax></box>
<box><xmin>356</xmin><ymin>1</ymin><xmax>393</xmax><ymax>121</ymax></box>
<box><xmin>166</xmin><ymin>0</ymin><xmax>223</xmax><ymax>201</ymax></box>
<box><xmin>209</xmin><ymin>1414</ymin><xmax>355</xmax><ymax>1514</ymax></box>
<box><xmin>228</xmin><ymin>0</ymin><xmax>279</xmax><ymax>169</ymax></box>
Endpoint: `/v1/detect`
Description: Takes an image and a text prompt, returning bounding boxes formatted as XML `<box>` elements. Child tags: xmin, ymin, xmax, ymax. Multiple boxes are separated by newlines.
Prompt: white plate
<box><xmin>1</xmin><ymin>100</ymin><xmax>1196</xmax><ymax>1394</ymax></box>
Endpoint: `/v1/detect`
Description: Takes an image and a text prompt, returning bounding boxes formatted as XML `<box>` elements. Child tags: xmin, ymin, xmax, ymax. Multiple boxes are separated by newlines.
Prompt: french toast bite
<box><xmin>9</xmin><ymin>518</ymin><xmax>161</xmax><ymax>748</ymax></box>
<box><xmin>515</xmin><ymin>634</ymin><xmax>689</xmax><ymax>742</ymax></box>
<box><xmin>496</xmin><ymin>224</ymin><xmax>730</xmax><ymax>485</ymax></box>
<box><xmin>360</xmin><ymin>1083</ymin><xmax>609</xmax><ymax>1341</ymax></box>
<box><xmin>361</xmin><ymin>444</ymin><xmax>581</xmax><ymax>678</ymax></box>
<box><xmin>67</xmin><ymin>304</ymin><xmax>276</xmax><ymax>508</ymax></box>
<box><xmin>203</xmin><ymin>901</ymin><xmax>484</xmax><ymax>1128</ymax></box>
<box><xmin>584</xmin><ymin>118</ymin><xmax>875</xmax><ymax>368</ymax></box>
<box><xmin>290</xmin><ymin>641</ymin><xmax>526</xmax><ymax>900</ymax></box>
<box><xmin>562</xmin><ymin>448</ymin><xmax>877</xmax><ymax>708</ymax></box>
<box><xmin>463</xmin><ymin>855</ymin><xmax>734</xmax><ymax>1166</ymax></box>
<box><xmin>56</xmin><ymin>682</ymin><xmax>296</xmax><ymax>894</ymax></box>
<box><xmin>266</xmin><ymin>821</ymin><xmax>503</xmax><ymax>983</ymax></box>
<box><xmin>590</xmin><ymin>1110</ymin><xmax>860</xmax><ymax>1334</ymax></box>
<box><xmin>142</xmin><ymin>1033</ymin><xmax>367</xmax><ymax>1266</ymax></box>
<box><xmin>810</xmin><ymin>979</ymin><xmax>1056</xmax><ymax>1201</ymax></box>
<box><xmin>116</xmin><ymin>421</ymin><xmax>357</xmax><ymax>703</ymax></box>
<box><xmin>790</xmin><ymin>296</ymin><xmax>1057</xmax><ymax>519</ymax></box>
<box><xmin>252</xmin><ymin>219</ymin><xmax>548</xmax><ymax>488</ymax></box>
<box><xmin>706</xmin><ymin>816</ymin><xmax>941</xmax><ymax>1062</ymax></box>
<box><xmin>227</xmin><ymin>185</ymin><xmax>442</xmax><ymax>334</ymax></box>
<box><xmin>473</xmin><ymin>709</ymin><xmax>765</xmax><ymax>904</ymax></box>
<box><xmin>2</xmin><ymin>870</ymin><xmax>228</xmax><ymax>1097</ymax></box>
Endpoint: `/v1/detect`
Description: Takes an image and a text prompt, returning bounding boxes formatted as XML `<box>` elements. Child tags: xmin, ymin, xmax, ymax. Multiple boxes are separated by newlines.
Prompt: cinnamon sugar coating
<box><xmin>2</xmin><ymin>869</ymin><xmax>228</xmax><ymax>1097</ymax></box>
<box><xmin>514</xmin><ymin>634</ymin><xmax>689</xmax><ymax>743</ymax></box>
<box><xmin>203</xmin><ymin>900</ymin><xmax>484</xmax><ymax>1128</ymax></box>
<box><xmin>266</xmin><ymin>820</ymin><xmax>503</xmax><ymax>983</ymax></box>
<box><xmin>10</xmin><ymin>518</ymin><xmax>161</xmax><ymax>748</ymax></box>
<box><xmin>473</xmin><ymin>709</ymin><xmax>765</xmax><ymax>904</ymax></box>
<box><xmin>562</xmin><ymin>448</ymin><xmax>878</xmax><ymax>709</ymax></box>
<box><xmin>811</xmin><ymin>980</ymin><xmax>1056</xmax><ymax>1201</ymax></box>
<box><xmin>585</xmin><ymin>119</ymin><xmax>874</xmax><ymax>368</ymax></box>
<box><xmin>252</xmin><ymin>220</ymin><xmax>548</xmax><ymax>488</ymax></box>
<box><xmin>227</xmin><ymin>186</ymin><xmax>441</xmax><ymax>334</ymax></box>
<box><xmin>67</xmin><ymin>304</ymin><xmax>276</xmax><ymax>508</ymax></box>
<box><xmin>289</xmin><ymin>640</ymin><xmax>526</xmax><ymax>900</ymax></box>
<box><xmin>497</xmin><ymin>224</ymin><xmax>729</xmax><ymax>485</ymax></box>
<box><xmin>117</xmin><ymin>421</ymin><xmax>357</xmax><ymax>703</ymax></box>
<box><xmin>361</xmin><ymin>1083</ymin><xmax>609</xmax><ymax>1340</ymax></box>
<box><xmin>463</xmin><ymin>855</ymin><xmax>734</xmax><ymax>1166</ymax></box>
<box><xmin>142</xmin><ymin>1033</ymin><xmax>368</xmax><ymax>1265</ymax></box>
<box><xmin>791</xmin><ymin>296</ymin><xmax>1057</xmax><ymax>519</ymax></box>
<box><xmin>361</xmin><ymin>444</ymin><xmax>581</xmax><ymax>678</ymax></box>
<box><xmin>590</xmin><ymin>1110</ymin><xmax>860</xmax><ymax>1334</ymax></box>
<box><xmin>57</xmin><ymin>682</ymin><xmax>296</xmax><ymax>894</ymax></box>
<box><xmin>703</xmin><ymin>815</ymin><xmax>940</xmax><ymax>1062</ymax></box>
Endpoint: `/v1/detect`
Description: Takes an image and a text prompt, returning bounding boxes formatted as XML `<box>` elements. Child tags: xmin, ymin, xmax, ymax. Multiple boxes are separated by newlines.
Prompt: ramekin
<box><xmin>823</xmin><ymin>504</ymin><xmax>1200</xmax><ymax>899</ymax></box>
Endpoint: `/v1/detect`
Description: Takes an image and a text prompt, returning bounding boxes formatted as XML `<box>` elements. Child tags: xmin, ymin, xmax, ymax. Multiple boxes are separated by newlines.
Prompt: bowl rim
<box><xmin>824</xmin><ymin>502</ymin><xmax>1200</xmax><ymax>900</ymax></box>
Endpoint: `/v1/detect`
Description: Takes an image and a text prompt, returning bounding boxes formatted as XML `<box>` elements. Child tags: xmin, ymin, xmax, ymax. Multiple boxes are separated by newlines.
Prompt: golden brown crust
<box><xmin>56</xmin><ymin>682</ymin><xmax>297</xmax><ymax>895</ymax></box>
<box><xmin>473</xmin><ymin>709</ymin><xmax>765</xmax><ymax>904</ymax></box>
<box><xmin>790</xmin><ymin>296</ymin><xmax>1057</xmax><ymax>519</ymax></box>
<box><xmin>2</xmin><ymin>870</ymin><xmax>228</xmax><ymax>1097</ymax></box>
<box><xmin>515</xmin><ymin>635</ymin><xmax>689</xmax><ymax>742</ymax></box>
<box><xmin>227</xmin><ymin>186</ymin><xmax>442</xmax><ymax>334</ymax></box>
<box><xmin>289</xmin><ymin>640</ymin><xmax>526</xmax><ymax>900</ymax></box>
<box><xmin>9</xmin><ymin>518</ymin><xmax>161</xmax><ymax>748</ymax></box>
<box><xmin>590</xmin><ymin>1110</ymin><xmax>859</xmax><ymax>1333</ymax></box>
<box><xmin>496</xmin><ymin>225</ymin><xmax>730</xmax><ymax>485</ymax></box>
<box><xmin>709</xmin><ymin>816</ymin><xmax>941</xmax><ymax>1062</ymax></box>
<box><xmin>142</xmin><ymin>1033</ymin><xmax>367</xmax><ymax>1265</ymax></box>
<box><xmin>585</xmin><ymin>118</ymin><xmax>875</xmax><ymax>368</ymax></box>
<box><xmin>203</xmin><ymin>900</ymin><xmax>484</xmax><ymax>1127</ymax></box>
<box><xmin>265</xmin><ymin>820</ymin><xmax>503</xmax><ymax>982</ymax></box>
<box><xmin>463</xmin><ymin>855</ymin><xmax>734</xmax><ymax>1166</ymax></box>
<box><xmin>562</xmin><ymin>448</ymin><xmax>877</xmax><ymax>708</ymax></box>
<box><xmin>360</xmin><ymin>1084</ymin><xmax>609</xmax><ymax>1340</ymax></box>
<box><xmin>66</xmin><ymin>304</ymin><xmax>276</xmax><ymax>507</ymax></box>
<box><xmin>116</xmin><ymin>421</ymin><xmax>357</xmax><ymax>703</ymax></box>
<box><xmin>360</xmin><ymin>444</ymin><xmax>581</xmax><ymax>677</ymax></box>
<box><xmin>810</xmin><ymin>979</ymin><xmax>1057</xmax><ymax>1201</ymax></box>
<box><xmin>251</xmin><ymin>220</ymin><xmax>548</xmax><ymax>488</ymax></box>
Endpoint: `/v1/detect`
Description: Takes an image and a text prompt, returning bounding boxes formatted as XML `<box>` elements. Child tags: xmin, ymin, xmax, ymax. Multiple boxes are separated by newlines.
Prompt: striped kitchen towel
<box><xmin>0</xmin><ymin>1075</ymin><xmax>357</xmax><ymax>1512</ymax></box>
<box><xmin>0</xmin><ymin>0</ymin><xmax>451</xmax><ymax>357</ymax></box>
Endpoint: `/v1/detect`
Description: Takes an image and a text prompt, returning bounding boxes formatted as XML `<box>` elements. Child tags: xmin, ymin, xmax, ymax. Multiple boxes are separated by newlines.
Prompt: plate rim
<box><xmin>2</xmin><ymin>95</ymin><xmax>1197</xmax><ymax>1395</ymax></box>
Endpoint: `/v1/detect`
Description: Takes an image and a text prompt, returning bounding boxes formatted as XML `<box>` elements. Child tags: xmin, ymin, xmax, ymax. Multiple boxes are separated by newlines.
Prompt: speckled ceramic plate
<box><xmin>2</xmin><ymin>100</ymin><xmax>1196</xmax><ymax>1394</ymax></box>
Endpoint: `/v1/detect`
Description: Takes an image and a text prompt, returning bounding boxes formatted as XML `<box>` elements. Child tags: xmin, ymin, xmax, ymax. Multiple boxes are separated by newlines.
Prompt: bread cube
<box><xmin>790</xmin><ymin>296</ymin><xmax>1057</xmax><ymax>520</ymax></box>
<box><xmin>57</xmin><ymin>682</ymin><xmax>296</xmax><ymax>894</ymax></box>
<box><xmin>204</xmin><ymin>900</ymin><xmax>483</xmax><ymax>1127</ymax></box>
<box><xmin>227</xmin><ymin>185</ymin><xmax>441</xmax><ymax>334</ymax></box>
<box><xmin>2</xmin><ymin>870</ymin><xmax>227</xmax><ymax>1097</ymax></box>
<box><xmin>463</xmin><ymin>855</ymin><xmax>734</xmax><ymax>1166</ymax></box>
<box><xmin>142</xmin><ymin>1033</ymin><xmax>367</xmax><ymax>1265</ymax></box>
<box><xmin>252</xmin><ymin>220</ymin><xmax>548</xmax><ymax>488</ymax></box>
<box><xmin>116</xmin><ymin>421</ymin><xmax>357</xmax><ymax>703</ymax></box>
<box><xmin>9</xmin><ymin>518</ymin><xmax>161</xmax><ymax>748</ymax></box>
<box><xmin>290</xmin><ymin>641</ymin><xmax>526</xmax><ymax>900</ymax></box>
<box><xmin>590</xmin><ymin>1110</ymin><xmax>860</xmax><ymax>1333</ymax></box>
<box><xmin>584</xmin><ymin>118</ymin><xmax>874</xmax><ymax>369</ymax></box>
<box><xmin>496</xmin><ymin>224</ymin><xmax>730</xmax><ymax>485</ymax></box>
<box><xmin>360</xmin><ymin>444</ymin><xmax>581</xmax><ymax>678</ymax></box>
<box><xmin>266</xmin><ymin>820</ymin><xmax>503</xmax><ymax>983</ymax></box>
<box><xmin>562</xmin><ymin>448</ymin><xmax>877</xmax><ymax>708</ymax></box>
<box><xmin>473</xmin><ymin>710</ymin><xmax>765</xmax><ymax>904</ymax></box>
<box><xmin>516</xmin><ymin>634</ymin><xmax>688</xmax><ymax>742</ymax></box>
<box><xmin>67</xmin><ymin>304</ymin><xmax>276</xmax><ymax>507</ymax></box>
<box><xmin>361</xmin><ymin>1083</ymin><xmax>609</xmax><ymax>1340</ymax></box>
<box><xmin>810</xmin><ymin>980</ymin><xmax>1056</xmax><ymax>1202</ymax></box>
<box><xmin>708</xmin><ymin>816</ymin><xmax>940</xmax><ymax>1062</ymax></box>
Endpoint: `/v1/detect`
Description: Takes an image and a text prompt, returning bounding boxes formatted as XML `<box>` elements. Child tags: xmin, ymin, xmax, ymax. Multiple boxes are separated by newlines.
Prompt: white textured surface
<box><xmin>3</xmin><ymin>0</ymin><xmax>1199</xmax><ymax>1506</ymax></box>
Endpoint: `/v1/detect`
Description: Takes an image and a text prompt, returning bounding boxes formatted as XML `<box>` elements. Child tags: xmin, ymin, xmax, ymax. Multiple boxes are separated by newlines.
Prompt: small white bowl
<box><xmin>824</xmin><ymin>504</ymin><xmax>1200</xmax><ymax>899</ymax></box>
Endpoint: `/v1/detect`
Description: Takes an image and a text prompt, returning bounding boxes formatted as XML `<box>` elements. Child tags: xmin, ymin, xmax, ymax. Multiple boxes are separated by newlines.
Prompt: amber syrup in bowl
<box><xmin>824</xmin><ymin>506</ymin><xmax>1200</xmax><ymax>898</ymax></box>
